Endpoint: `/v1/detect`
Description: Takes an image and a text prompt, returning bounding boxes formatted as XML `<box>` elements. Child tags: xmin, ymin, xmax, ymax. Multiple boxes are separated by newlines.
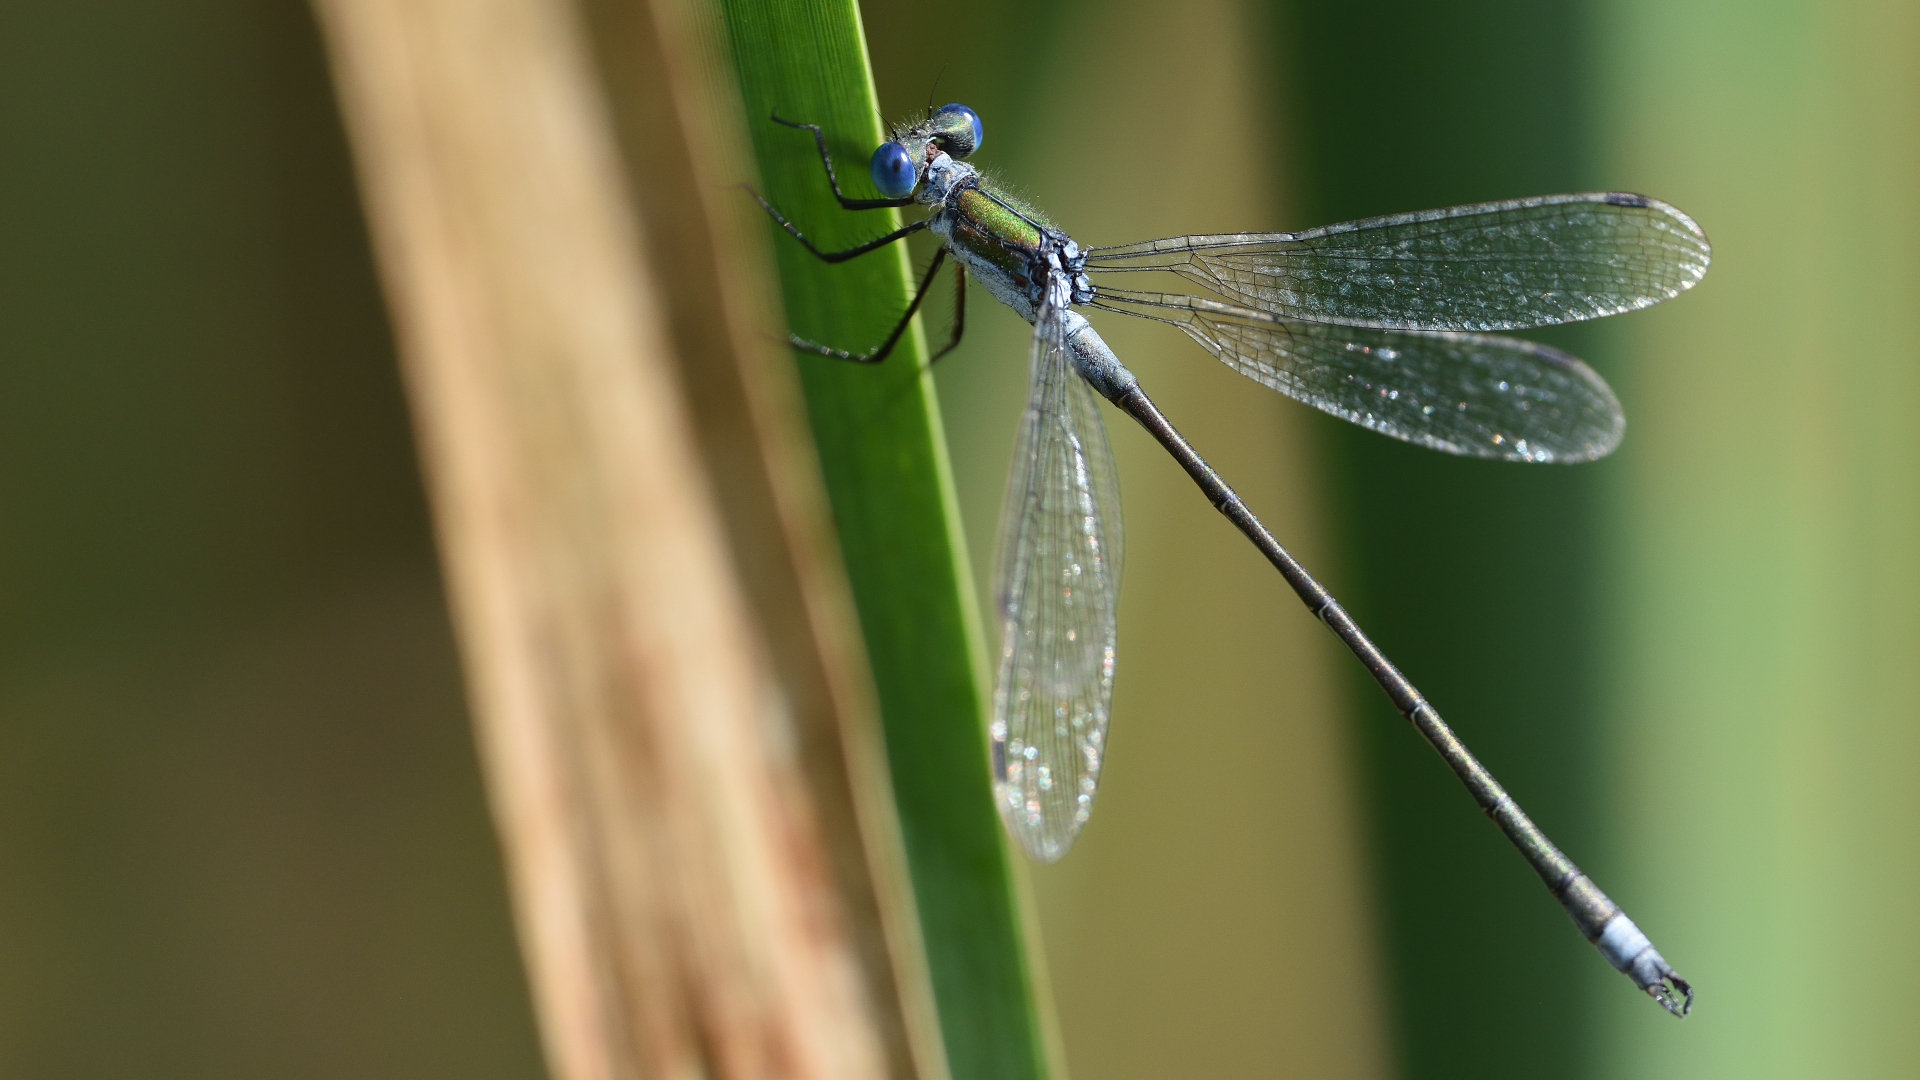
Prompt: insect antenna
<box><xmin>925</xmin><ymin>65</ymin><xmax>947</xmax><ymax>120</ymax></box>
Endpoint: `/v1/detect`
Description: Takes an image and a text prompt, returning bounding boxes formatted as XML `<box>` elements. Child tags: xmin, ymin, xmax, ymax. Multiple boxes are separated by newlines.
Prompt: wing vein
<box><xmin>991</xmin><ymin>277</ymin><xmax>1124</xmax><ymax>860</ymax></box>
<box><xmin>1083</xmin><ymin>192</ymin><xmax>1711</xmax><ymax>331</ymax></box>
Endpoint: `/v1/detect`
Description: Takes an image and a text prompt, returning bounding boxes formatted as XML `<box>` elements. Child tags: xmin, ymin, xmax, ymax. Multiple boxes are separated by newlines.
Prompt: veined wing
<box><xmin>991</xmin><ymin>276</ymin><xmax>1124</xmax><ymax>862</ymax></box>
<box><xmin>1083</xmin><ymin>193</ymin><xmax>1710</xmax><ymax>332</ymax></box>
<box><xmin>1096</xmin><ymin>288</ymin><xmax>1622</xmax><ymax>462</ymax></box>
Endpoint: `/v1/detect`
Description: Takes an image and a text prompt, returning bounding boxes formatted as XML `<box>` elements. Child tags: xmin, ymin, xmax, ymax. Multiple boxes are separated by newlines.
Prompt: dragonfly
<box><xmin>750</xmin><ymin>102</ymin><xmax>1710</xmax><ymax>1016</ymax></box>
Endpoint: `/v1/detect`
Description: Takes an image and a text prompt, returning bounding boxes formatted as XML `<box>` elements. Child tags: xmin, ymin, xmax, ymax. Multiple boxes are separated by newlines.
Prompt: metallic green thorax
<box><xmin>947</xmin><ymin>185</ymin><xmax>1043</xmax><ymax>285</ymax></box>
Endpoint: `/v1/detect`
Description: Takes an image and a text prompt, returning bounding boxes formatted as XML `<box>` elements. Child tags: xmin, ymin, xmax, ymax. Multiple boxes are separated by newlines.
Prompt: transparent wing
<box><xmin>1083</xmin><ymin>192</ymin><xmax>1711</xmax><ymax>332</ymax></box>
<box><xmin>990</xmin><ymin>280</ymin><xmax>1124</xmax><ymax>862</ymax></box>
<box><xmin>1096</xmin><ymin>290</ymin><xmax>1622</xmax><ymax>461</ymax></box>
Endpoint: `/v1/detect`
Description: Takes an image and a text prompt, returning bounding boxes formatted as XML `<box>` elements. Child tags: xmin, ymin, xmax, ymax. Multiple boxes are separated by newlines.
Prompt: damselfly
<box><xmin>751</xmin><ymin>102</ymin><xmax>1709</xmax><ymax>1015</ymax></box>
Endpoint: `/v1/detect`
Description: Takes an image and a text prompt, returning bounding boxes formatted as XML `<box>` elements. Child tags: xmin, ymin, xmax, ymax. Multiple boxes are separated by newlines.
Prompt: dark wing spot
<box><xmin>1602</xmin><ymin>192</ymin><xmax>1653</xmax><ymax>207</ymax></box>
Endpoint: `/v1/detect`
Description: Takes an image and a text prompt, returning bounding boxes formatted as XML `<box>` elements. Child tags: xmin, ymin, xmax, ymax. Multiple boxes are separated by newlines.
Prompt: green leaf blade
<box><xmin>715</xmin><ymin>4</ymin><xmax>1053</xmax><ymax>1079</ymax></box>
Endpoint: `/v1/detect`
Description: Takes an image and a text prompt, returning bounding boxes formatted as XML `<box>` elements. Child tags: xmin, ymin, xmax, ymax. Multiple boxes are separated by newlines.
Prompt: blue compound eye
<box><xmin>870</xmin><ymin>141</ymin><xmax>916</xmax><ymax>198</ymax></box>
<box><xmin>933</xmin><ymin>103</ymin><xmax>983</xmax><ymax>158</ymax></box>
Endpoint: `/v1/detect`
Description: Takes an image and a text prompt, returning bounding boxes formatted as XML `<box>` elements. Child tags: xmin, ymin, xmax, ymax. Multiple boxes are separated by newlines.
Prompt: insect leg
<box><xmin>745</xmin><ymin>186</ymin><xmax>928</xmax><ymax>263</ymax></box>
<box><xmin>928</xmin><ymin>260</ymin><xmax>966</xmax><ymax>364</ymax></box>
<box><xmin>769</xmin><ymin>111</ymin><xmax>915</xmax><ymax>209</ymax></box>
<box><xmin>791</xmin><ymin>247</ymin><xmax>949</xmax><ymax>365</ymax></box>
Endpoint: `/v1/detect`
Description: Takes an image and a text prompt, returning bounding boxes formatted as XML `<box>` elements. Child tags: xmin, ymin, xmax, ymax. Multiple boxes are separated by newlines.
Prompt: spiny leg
<box><xmin>745</xmin><ymin>185</ymin><xmax>928</xmax><ymax>264</ymax></box>
<box><xmin>1100</xmin><ymin>373</ymin><xmax>1693</xmax><ymax>1017</ymax></box>
<box><xmin>769</xmin><ymin>111</ymin><xmax>914</xmax><ymax>210</ymax></box>
<box><xmin>928</xmin><ymin>260</ymin><xmax>966</xmax><ymax>365</ymax></box>
<box><xmin>792</xmin><ymin>248</ymin><xmax>950</xmax><ymax>365</ymax></box>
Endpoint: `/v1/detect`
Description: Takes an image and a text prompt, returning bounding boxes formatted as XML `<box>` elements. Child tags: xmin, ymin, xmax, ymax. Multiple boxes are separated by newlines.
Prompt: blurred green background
<box><xmin>2</xmin><ymin>1</ymin><xmax>1915</xmax><ymax>1078</ymax></box>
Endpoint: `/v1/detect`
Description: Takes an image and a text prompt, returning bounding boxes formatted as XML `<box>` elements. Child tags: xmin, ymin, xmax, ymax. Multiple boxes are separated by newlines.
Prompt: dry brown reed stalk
<box><xmin>310</xmin><ymin>2</ymin><xmax>941</xmax><ymax>1077</ymax></box>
